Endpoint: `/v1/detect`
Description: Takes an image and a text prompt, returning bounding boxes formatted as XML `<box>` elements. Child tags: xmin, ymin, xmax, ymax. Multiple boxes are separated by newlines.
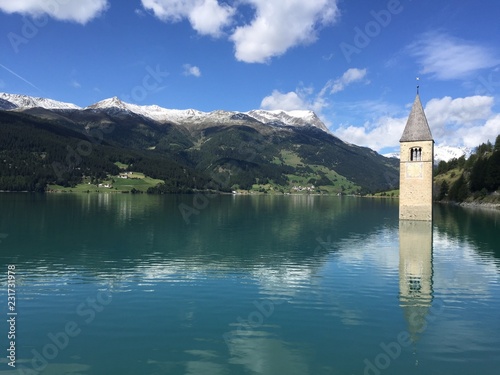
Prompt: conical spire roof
<box><xmin>400</xmin><ymin>94</ymin><xmax>433</xmax><ymax>142</ymax></box>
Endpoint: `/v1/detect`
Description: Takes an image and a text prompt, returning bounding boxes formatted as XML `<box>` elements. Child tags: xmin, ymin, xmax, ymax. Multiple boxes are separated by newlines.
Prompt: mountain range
<box><xmin>0</xmin><ymin>92</ymin><xmax>400</xmax><ymax>193</ymax></box>
<box><xmin>0</xmin><ymin>93</ymin><xmax>329</xmax><ymax>132</ymax></box>
<box><xmin>0</xmin><ymin>92</ymin><xmax>470</xmax><ymax>162</ymax></box>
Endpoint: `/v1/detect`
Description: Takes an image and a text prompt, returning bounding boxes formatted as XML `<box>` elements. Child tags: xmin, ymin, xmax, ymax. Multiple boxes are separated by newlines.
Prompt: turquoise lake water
<box><xmin>0</xmin><ymin>194</ymin><xmax>499</xmax><ymax>375</ymax></box>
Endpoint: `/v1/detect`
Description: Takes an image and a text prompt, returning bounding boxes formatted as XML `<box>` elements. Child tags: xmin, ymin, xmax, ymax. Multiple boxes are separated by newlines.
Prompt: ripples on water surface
<box><xmin>0</xmin><ymin>194</ymin><xmax>499</xmax><ymax>375</ymax></box>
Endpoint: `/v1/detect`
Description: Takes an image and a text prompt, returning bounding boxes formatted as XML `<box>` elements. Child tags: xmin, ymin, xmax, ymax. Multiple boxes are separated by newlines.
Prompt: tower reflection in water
<box><xmin>399</xmin><ymin>220</ymin><xmax>433</xmax><ymax>343</ymax></box>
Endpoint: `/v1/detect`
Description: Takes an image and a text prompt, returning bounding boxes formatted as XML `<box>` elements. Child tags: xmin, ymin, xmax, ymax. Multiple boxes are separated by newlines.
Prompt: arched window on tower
<box><xmin>410</xmin><ymin>147</ymin><xmax>423</xmax><ymax>161</ymax></box>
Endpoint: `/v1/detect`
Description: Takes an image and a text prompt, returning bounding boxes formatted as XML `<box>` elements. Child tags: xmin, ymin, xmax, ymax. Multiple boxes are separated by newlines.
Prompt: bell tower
<box><xmin>399</xmin><ymin>91</ymin><xmax>434</xmax><ymax>221</ymax></box>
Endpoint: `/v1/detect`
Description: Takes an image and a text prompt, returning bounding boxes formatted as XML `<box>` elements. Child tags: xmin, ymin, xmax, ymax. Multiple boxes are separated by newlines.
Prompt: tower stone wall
<box><xmin>399</xmin><ymin>94</ymin><xmax>434</xmax><ymax>221</ymax></box>
<box><xmin>399</xmin><ymin>140</ymin><xmax>434</xmax><ymax>220</ymax></box>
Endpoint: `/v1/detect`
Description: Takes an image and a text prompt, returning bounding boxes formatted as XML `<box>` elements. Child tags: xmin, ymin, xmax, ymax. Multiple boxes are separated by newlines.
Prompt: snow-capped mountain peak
<box><xmin>434</xmin><ymin>145</ymin><xmax>473</xmax><ymax>163</ymax></box>
<box><xmin>86</xmin><ymin>97</ymin><xmax>208</xmax><ymax>122</ymax></box>
<box><xmin>246</xmin><ymin>109</ymin><xmax>329</xmax><ymax>132</ymax></box>
<box><xmin>1</xmin><ymin>92</ymin><xmax>330</xmax><ymax>133</ymax></box>
<box><xmin>88</xmin><ymin>96</ymin><xmax>126</xmax><ymax>109</ymax></box>
<box><xmin>0</xmin><ymin>92</ymin><xmax>81</xmax><ymax>110</ymax></box>
<box><xmin>84</xmin><ymin>96</ymin><xmax>330</xmax><ymax>132</ymax></box>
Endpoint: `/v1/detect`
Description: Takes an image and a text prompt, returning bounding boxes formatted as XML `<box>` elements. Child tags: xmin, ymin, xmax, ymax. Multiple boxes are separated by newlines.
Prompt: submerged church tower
<box><xmin>399</xmin><ymin>91</ymin><xmax>434</xmax><ymax>221</ymax></box>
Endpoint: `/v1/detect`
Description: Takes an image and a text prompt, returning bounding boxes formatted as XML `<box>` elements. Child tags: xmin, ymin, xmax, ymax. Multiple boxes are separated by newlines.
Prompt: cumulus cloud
<box><xmin>335</xmin><ymin>116</ymin><xmax>406</xmax><ymax>151</ymax></box>
<box><xmin>141</xmin><ymin>0</ymin><xmax>235</xmax><ymax>37</ymax></box>
<box><xmin>261</xmin><ymin>90</ymin><xmax>307</xmax><ymax>111</ymax></box>
<box><xmin>455</xmin><ymin>114</ymin><xmax>500</xmax><ymax>148</ymax></box>
<box><xmin>333</xmin><ymin>95</ymin><xmax>500</xmax><ymax>152</ymax></box>
<box><xmin>424</xmin><ymin>96</ymin><xmax>493</xmax><ymax>139</ymax></box>
<box><xmin>0</xmin><ymin>0</ymin><xmax>109</xmax><ymax>24</ymax></box>
<box><xmin>183</xmin><ymin>64</ymin><xmax>201</xmax><ymax>77</ymax></box>
<box><xmin>329</xmin><ymin>68</ymin><xmax>367</xmax><ymax>94</ymax></box>
<box><xmin>408</xmin><ymin>32</ymin><xmax>500</xmax><ymax>80</ymax></box>
<box><xmin>141</xmin><ymin>0</ymin><xmax>339</xmax><ymax>62</ymax></box>
<box><xmin>231</xmin><ymin>0</ymin><xmax>339</xmax><ymax>63</ymax></box>
<box><xmin>424</xmin><ymin>96</ymin><xmax>500</xmax><ymax>148</ymax></box>
<box><xmin>260</xmin><ymin>85</ymin><xmax>328</xmax><ymax>116</ymax></box>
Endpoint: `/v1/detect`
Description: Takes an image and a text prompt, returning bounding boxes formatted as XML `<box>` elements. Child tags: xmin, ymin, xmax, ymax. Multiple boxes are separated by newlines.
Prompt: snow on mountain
<box><xmin>0</xmin><ymin>93</ymin><xmax>482</xmax><ymax>158</ymax></box>
<box><xmin>434</xmin><ymin>145</ymin><xmax>473</xmax><ymax>163</ymax></box>
<box><xmin>0</xmin><ymin>92</ymin><xmax>81</xmax><ymax>110</ymax></box>
<box><xmin>383</xmin><ymin>145</ymin><xmax>473</xmax><ymax>163</ymax></box>
<box><xmin>383</xmin><ymin>152</ymin><xmax>400</xmax><ymax>160</ymax></box>
<box><xmin>87</xmin><ymin>97</ymin><xmax>212</xmax><ymax>123</ymax></box>
<box><xmin>86</xmin><ymin>97</ymin><xmax>330</xmax><ymax>132</ymax></box>
<box><xmin>247</xmin><ymin>109</ymin><xmax>329</xmax><ymax>132</ymax></box>
<box><xmin>0</xmin><ymin>92</ymin><xmax>329</xmax><ymax>133</ymax></box>
<box><xmin>0</xmin><ymin>97</ymin><xmax>17</xmax><ymax>110</ymax></box>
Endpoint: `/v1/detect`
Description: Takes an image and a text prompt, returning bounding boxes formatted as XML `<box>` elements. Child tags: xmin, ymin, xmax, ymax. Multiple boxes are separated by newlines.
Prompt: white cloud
<box><xmin>424</xmin><ymin>96</ymin><xmax>499</xmax><ymax>148</ymax></box>
<box><xmin>455</xmin><ymin>114</ymin><xmax>500</xmax><ymax>148</ymax></box>
<box><xmin>424</xmin><ymin>96</ymin><xmax>493</xmax><ymax>140</ymax></box>
<box><xmin>261</xmin><ymin>90</ymin><xmax>307</xmax><ymax>111</ymax></box>
<box><xmin>183</xmin><ymin>64</ymin><xmax>201</xmax><ymax>77</ymax></box>
<box><xmin>260</xmin><ymin>86</ymin><xmax>328</xmax><ymax>117</ymax></box>
<box><xmin>188</xmin><ymin>0</ymin><xmax>235</xmax><ymax>36</ymax></box>
<box><xmin>141</xmin><ymin>0</ymin><xmax>235</xmax><ymax>37</ymax></box>
<box><xmin>329</xmin><ymin>68</ymin><xmax>367</xmax><ymax>94</ymax></box>
<box><xmin>231</xmin><ymin>0</ymin><xmax>339</xmax><ymax>63</ymax></box>
<box><xmin>0</xmin><ymin>0</ymin><xmax>109</xmax><ymax>24</ymax></box>
<box><xmin>333</xmin><ymin>95</ymin><xmax>499</xmax><ymax>152</ymax></box>
<box><xmin>259</xmin><ymin>69</ymin><xmax>369</xmax><ymax>129</ymax></box>
<box><xmin>408</xmin><ymin>32</ymin><xmax>500</xmax><ymax>80</ymax></box>
<box><xmin>141</xmin><ymin>0</ymin><xmax>339</xmax><ymax>62</ymax></box>
<box><xmin>334</xmin><ymin>116</ymin><xmax>406</xmax><ymax>151</ymax></box>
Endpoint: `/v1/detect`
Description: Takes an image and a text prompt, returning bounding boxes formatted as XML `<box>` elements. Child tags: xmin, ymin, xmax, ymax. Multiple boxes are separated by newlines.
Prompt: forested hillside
<box><xmin>0</xmin><ymin>108</ymin><xmax>399</xmax><ymax>194</ymax></box>
<box><xmin>435</xmin><ymin>135</ymin><xmax>500</xmax><ymax>203</ymax></box>
<box><xmin>0</xmin><ymin>111</ymin><xmax>211</xmax><ymax>192</ymax></box>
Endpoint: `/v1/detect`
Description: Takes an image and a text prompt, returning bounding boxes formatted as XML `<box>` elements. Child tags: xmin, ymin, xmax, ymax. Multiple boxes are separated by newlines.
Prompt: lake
<box><xmin>1</xmin><ymin>194</ymin><xmax>499</xmax><ymax>375</ymax></box>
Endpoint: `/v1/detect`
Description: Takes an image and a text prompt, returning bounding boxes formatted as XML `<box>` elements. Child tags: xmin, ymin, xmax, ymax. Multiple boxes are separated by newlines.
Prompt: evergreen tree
<box><xmin>448</xmin><ymin>174</ymin><xmax>468</xmax><ymax>202</ymax></box>
<box><xmin>469</xmin><ymin>156</ymin><xmax>488</xmax><ymax>192</ymax></box>
<box><xmin>485</xmin><ymin>150</ymin><xmax>500</xmax><ymax>191</ymax></box>
<box><xmin>476</xmin><ymin>141</ymin><xmax>493</xmax><ymax>155</ymax></box>
<box><xmin>436</xmin><ymin>160</ymin><xmax>448</xmax><ymax>175</ymax></box>
<box><xmin>438</xmin><ymin>180</ymin><xmax>449</xmax><ymax>200</ymax></box>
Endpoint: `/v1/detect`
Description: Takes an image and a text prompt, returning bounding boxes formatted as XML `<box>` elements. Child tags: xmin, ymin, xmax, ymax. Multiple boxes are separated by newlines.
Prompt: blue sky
<box><xmin>0</xmin><ymin>0</ymin><xmax>499</xmax><ymax>153</ymax></box>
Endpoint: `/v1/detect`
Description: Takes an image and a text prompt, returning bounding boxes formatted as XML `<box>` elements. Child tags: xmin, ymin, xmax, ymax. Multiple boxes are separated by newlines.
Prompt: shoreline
<box><xmin>0</xmin><ymin>190</ymin><xmax>355</xmax><ymax>197</ymax></box>
<box><xmin>1</xmin><ymin>190</ymin><xmax>499</xmax><ymax>210</ymax></box>
<box><xmin>456</xmin><ymin>201</ymin><xmax>500</xmax><ymax>210</ymax></box>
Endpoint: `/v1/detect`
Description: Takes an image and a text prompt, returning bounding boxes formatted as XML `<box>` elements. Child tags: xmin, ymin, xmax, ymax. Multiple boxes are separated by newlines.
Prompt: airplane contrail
<box><xmin>0</xmin><ymin>63</ymin><xmax>45</xmax><ymax>94</ymax></box>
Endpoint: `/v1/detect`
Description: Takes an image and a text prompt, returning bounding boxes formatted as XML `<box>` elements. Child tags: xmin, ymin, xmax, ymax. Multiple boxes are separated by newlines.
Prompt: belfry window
<box><xmin>410</xmin><ymin>147</ymin><xmax>422</xmax><ymax>161</ymax></box>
